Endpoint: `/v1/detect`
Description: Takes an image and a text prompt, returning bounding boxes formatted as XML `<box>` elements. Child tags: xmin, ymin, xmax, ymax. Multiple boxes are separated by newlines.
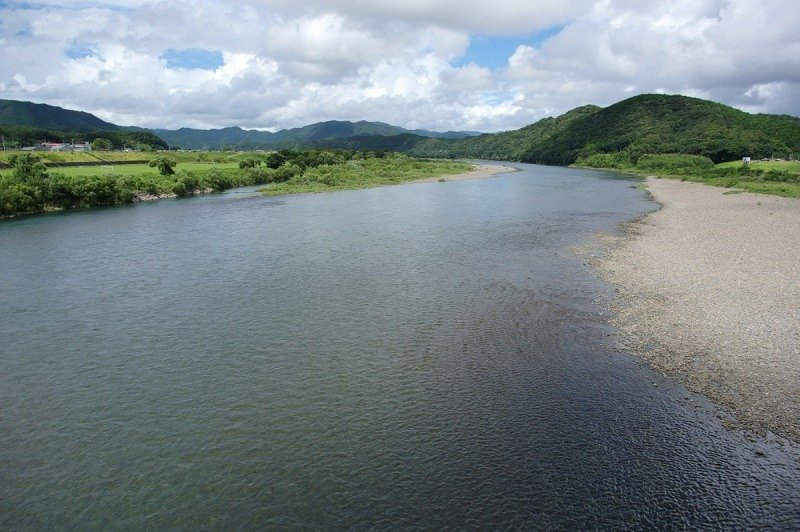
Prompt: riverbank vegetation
<box><xmin>575</xmin><ymin>152</ymin><xmax>800</xmax><ymax>198</ymax></box>
<box><xmin>260</xmin><ymin>155</ymin><xmax>471</xmax><ymax>195</ymax></box>
<box><xmin>0</xmin><ymin>150</ymin><xmax>472</xmax><ymax>218</ymax></box>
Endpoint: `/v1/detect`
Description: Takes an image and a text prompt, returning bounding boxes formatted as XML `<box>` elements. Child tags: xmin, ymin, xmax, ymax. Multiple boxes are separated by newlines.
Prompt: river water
<box><xmin>1</xmin><ymin>164</ymin><xmax>799</xmax><ymax>528</ymax></box>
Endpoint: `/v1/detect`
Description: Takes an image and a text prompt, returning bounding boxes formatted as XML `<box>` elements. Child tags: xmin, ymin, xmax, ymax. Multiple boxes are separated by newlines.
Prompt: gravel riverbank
<box><xmin>596</xmin><ymin>178</ymin><xmax>800</xmax><ymax>439</ymax></box>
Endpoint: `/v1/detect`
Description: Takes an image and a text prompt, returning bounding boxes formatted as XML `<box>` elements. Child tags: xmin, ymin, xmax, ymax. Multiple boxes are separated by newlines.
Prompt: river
<box><xmin>1</xmin><ymin>163</ymin><xmax>798</xmax><ymax>528</ymax></box>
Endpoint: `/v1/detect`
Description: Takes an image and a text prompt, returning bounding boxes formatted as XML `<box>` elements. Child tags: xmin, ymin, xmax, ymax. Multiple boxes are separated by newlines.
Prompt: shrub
<box><xmin>274</xmin><ymin>164</ymin><xmax>302</xmax><ymax>182</ymax></box>
<box><xmin>0</xmin><ymin>180</ymin><xmax>42</xmax><ymax>216</ymax></box>
<box><xmin>247</xmin><ymin>167</ymin><xmax>276</xmax><ymax>185</ymax></box>
<box><xmin>265</xmin><ymin>152</ymin><xmax>286</xmax><ymax>169</ymax></box>
<box><xmin>90</xmin><ymin>138</ymin><xmax>113</xmax><ymax>151</ymax></box>
<box><xmin>177</xmin><ymin>172</ymin><xmax>201</xmax><ymax>193</ymax></box>
<box><xmin>763</xmin><ymin>170</ymin><xmax>796</xmax><ymax>183</ymax></box>
<box><xmin>203</xmin><ymin>169</ymin><xmax>233</xmax><ymax>190</ymax></box>
<box><xmin>635</xmin><ymin>154</ymin><xmax>714</xmax><ymax>173</ymax></box>
<box><xmin>576</xmin><ymin>152</ymin><xmax>630</xmax><ymax>169</ymax></box>
<box><xmin>239</xmin><ymin>157</ymin><xmax>259</xmax><ymax>169</ymax></box>
<box><xmin>149</xmin><ymin>156</ymin><xmax>178</xmax><ymax>175</ymax></box>
<box><xmin>8</xmin><ymin>153</ymin><xmax>48</xmax><ymax>185</ymax></box>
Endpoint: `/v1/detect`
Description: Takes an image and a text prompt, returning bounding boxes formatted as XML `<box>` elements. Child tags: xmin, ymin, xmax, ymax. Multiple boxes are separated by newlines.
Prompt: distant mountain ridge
<box><xmin>0</xmin><ymin>99</ymin><xmax>167</xmax><ymax>149</ymax></box>
<box><xmin>422</xmin><ymin>94</ymin><xmax>800</xmax><ymax>164</ymax></box>
<box><xmin>151</xmin><ymin>121</ymin><xmax>479</xmax><ymax>150</ymax></box>
<box><xmin>1</xmin><ymin>95</ymin><xmax>798</xmax><ymax>164</ymax></box>
<box><xmin>518</xmin><ymin>94</ymin><xmax>800</xmax><ymax>164</ymax></box>
<box><xmin>0</xmin><ymin>98</ymin><xmax>480</xmax><ymax>150</ymax></box>
<box><xmin>0</xmin><ymin>99</ymin><xmax>119</xmax><ymax>132</ymax></box>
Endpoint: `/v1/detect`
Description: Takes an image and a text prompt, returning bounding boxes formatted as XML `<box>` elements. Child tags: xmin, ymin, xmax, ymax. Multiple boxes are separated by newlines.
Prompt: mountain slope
<box><xmin>518</xmin><ymin>94</ymin><xmax>800</xmax><ymax>164</ymax></box>
<box><xmin>3</xmin><ymin>95</ymin><xmax>797</xmax><ymax>164</ymax></box>
<box><xmin>148</xmin><ymin>126</ymin><xmax>267</xmax><ymax>149</ymax></box>
<box><xmin>0</xmin><ymin>99</ymin><xmax>166</xmax><ymax>149</ymax></box>
<box><xmin>0</xmin><ymin>99</ymin><xmax>479</xmax><ymax>151</ymax></box>
<box><xmin>409</xmin><ymin>95</ymin><xmax>800</xmax><ymax>164</ymax></box>
<box><xmin>154</xmin><ymin>94</ymin><xmax>800</xmax><ymax>163</ymax></box>
<box><xmin>0</xmin><ymin>99</ymin><xmax>118</xmax><ymax>132</ymax></box>
<box><xmin>151</xmin><ymin>120</ymin><xmax>480</xmax><ymax>149</ymax></box>
<box><xmin>416</xmin><ymin>105</ymin><xmax>602</xmax><ymax>161</ymax></box>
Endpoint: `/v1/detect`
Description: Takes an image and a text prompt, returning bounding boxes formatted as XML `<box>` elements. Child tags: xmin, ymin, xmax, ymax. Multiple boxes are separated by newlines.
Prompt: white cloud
<box><xmin>0</xmin><ymin>0</ymin><xmax>798</xmax><ymax>131</ymax></box>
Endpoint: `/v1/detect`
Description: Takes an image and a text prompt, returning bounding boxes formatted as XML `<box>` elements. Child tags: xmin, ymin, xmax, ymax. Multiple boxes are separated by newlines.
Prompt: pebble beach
<box><xmin>597</xmin><ymin>178</ymin><xmax>800</xmax><ymax>439</ymax></box>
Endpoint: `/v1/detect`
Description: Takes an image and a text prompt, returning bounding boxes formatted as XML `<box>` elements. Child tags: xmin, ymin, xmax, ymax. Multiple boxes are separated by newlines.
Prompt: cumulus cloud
<box><xmin>0</xmin><ymin>0</ymin><xmax>797</xmax><ymax>131</ymax></box>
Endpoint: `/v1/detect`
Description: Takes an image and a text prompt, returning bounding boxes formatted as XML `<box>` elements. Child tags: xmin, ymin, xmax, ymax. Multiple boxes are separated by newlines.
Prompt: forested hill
<box><xmin>0</xmin><ymin>99</ymin><xmax>167</xmax><ymax>150</ymax></box>
<box><xmin>0</xmin><ymin>99</ymin><xmax>476</xmax><ymax>151</ymax></box>
<box><xmin>0</xmin><ymin>99</ymin><xmax>118</xmax><ymax>131</ymax></box>
<box><xmin>151</xmin><ymin>121</ymin><xmax>478</xmax><ymax>150</ymax></box>
<box><xmin>422</xmin><ymin>94</ymin><xmax>800</xmax><ymax>164</ymax></box>
<box><xmin>422</xmin><ymin>105</ymin><xmax>602</xmax><ymax>161</ymax></box>
<box><xmin>2</xmin><ymin>94</ymin><xmax>797</xmax><ymax>163</ymax></box>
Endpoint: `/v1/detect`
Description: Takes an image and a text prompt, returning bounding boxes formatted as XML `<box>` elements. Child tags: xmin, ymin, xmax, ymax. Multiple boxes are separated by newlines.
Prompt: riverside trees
<box><xmin>0</xmin><ymin>149</ymin><xmax>467</xmax><ymax>218</ymax></box>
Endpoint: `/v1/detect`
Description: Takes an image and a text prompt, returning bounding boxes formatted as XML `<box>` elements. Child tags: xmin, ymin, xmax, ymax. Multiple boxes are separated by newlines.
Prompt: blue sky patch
<box><xmin>454</xmin><ymin>26</ymin><xmax>563</xmax><ymax>69</ymax></box>
<box><xmin>66</xmin><ymin>41</ymin><xmax>97</xmax><ymax>60</ymax></box>
<box><xmin>160</xmin><ymin>48</ymin><xmax>224</xmax><ymax>70</ymax></box>
<box><xmin>15</xmin><ymin>24</ymin><xmax>32</xmax><ymax>37</ymax></box>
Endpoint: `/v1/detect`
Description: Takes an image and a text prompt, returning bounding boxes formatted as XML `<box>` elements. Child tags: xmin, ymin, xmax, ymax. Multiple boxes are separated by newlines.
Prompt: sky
<box><xmin>0</xmin><ymin>0</ymin><xmax>798</xmax><ymax>132</ymax></box>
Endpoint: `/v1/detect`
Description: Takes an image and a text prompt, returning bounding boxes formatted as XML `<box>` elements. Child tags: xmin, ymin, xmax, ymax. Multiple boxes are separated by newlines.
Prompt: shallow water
<box><xmin>1</xmin><ymin>164</ymin><xmax>799</xmax><ymax>528</ymax></box>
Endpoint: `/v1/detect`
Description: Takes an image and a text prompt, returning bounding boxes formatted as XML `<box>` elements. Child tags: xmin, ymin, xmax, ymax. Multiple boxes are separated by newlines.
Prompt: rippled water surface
<box><xmin>2</xmin><ymin>164</ymin><xmax>799</xmax><ymax>528</ymax></box>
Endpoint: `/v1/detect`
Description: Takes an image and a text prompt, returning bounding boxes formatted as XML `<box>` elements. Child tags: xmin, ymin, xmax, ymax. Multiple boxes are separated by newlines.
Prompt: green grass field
<box><xmin>665</xmin><ymin>173</ymin><xmax>800</xmax><ymax>197</ymax></box>
<box><xmin>0</xmin><ymin>149</ymin><xmax>252</xmax><ymax>165</ymax></box>
<box><xmin>0</xmin><ymin>161</ymin><xmax>238</xmax><ymax>177</ymax></box>
<box><xmin>575</xmin><ymin>153</ymin><xmax>800</xmax><ymax>198</ymax></box>
<box><xmin>0</xmin><ymin>150</ymin><xmax>152</xmax><ymax>164</ymax></box>
<box><xmin>716</xmin><ymin>159</ymin><xmax>800</xmax><ymax>174</ymax></box>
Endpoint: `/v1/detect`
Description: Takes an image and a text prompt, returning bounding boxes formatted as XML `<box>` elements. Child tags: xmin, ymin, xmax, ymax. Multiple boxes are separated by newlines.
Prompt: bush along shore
<box><xmin>0</xmin><ymin>150</ymin><xmax>472</xmax><ymax>219</ymax></box>
<box><xmin>575</xmin><ymin>152</ymin><xmax>800</xmax><ymax>198</ymax></box>
<box><xmin>259</xmin><ymin>154</ymin><xmax>472</xmax><ymax>195</ymax></box>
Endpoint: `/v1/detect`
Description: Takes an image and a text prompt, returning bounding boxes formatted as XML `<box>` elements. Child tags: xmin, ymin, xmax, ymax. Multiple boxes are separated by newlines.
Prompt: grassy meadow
<box><xmin>0</xmin><ymin>150</ymin><xmax>148</xmax><ymax>164</ymax></box>
<box><xmin>0</xmin><ymin>161</ymin><xmax>240</xmax><ymax>177</ymax></box>
<box><xmin>575</xmin><ymin>153</ymin><xmax>800</xmax><ymax>198</ymax></box>
<box><xmin>716</xmin><ymin>159</ymin><xmax>800</xmax><ymax>173</ymax></box>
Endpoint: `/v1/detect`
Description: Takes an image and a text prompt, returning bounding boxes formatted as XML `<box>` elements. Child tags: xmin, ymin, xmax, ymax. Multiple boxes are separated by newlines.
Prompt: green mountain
<box><xmin>151</xmin><ymin>121</ymin><xmax>478</xmax><ymax>150</ymax></box>
<box><xmin>428</xmin><ymin>94</ymin><xmax>800</xmax><ymax>164</ymax></box>
<box><xmin>522</xmin><ymin>94</ymin><xmax>800</xmax><ymax>164</ymax></box>
<box><xmin>149</xmin><ymin>126</ymin><xmax>270</xmax><ymax>150</ymax></box>
<box><xmin>0</xmin><ymin>99</ymin><xmax>118</xmax><ymax>132</ymax></box>
<box><xmin>3</xmin><ymin>94</ymin><xmax>797</xmax><ymax>164</ymax></box>
<box><xmin>0</xmin><ymin>99</ymin><xmax>471</xmax><ymax>152</ymax></box>
<box><xmin>155</xmin><ymin>94</ymin><xmax>800</xmax><ymax>163</ymax></box>
<box><xmin>428</xmin><ymin>105</ymin><xmax>602</xmax><ymax>161</ymax></box>
<box><xmin>312</xmin><ymin>132</ymin><xmax>443</xmax><ymax>153</ymax></box>
<box><xmin>0</xmin><ymin>99</ymin><xmax>167</xmax><ymax>150</ymax></box>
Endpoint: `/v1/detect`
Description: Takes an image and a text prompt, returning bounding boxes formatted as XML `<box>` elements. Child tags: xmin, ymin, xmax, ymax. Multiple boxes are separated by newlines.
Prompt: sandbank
<box><xmin>419</xmin><ymin>163</ymin><xmax>518</xmax><ymax>183</ymax></box>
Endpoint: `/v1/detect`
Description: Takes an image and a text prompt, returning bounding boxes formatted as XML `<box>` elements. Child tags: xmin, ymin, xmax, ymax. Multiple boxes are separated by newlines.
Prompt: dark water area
<box><xmin>1</xmin><ymin>164</ymin><xmax>799</xmax><ymax>529</ymax></box>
